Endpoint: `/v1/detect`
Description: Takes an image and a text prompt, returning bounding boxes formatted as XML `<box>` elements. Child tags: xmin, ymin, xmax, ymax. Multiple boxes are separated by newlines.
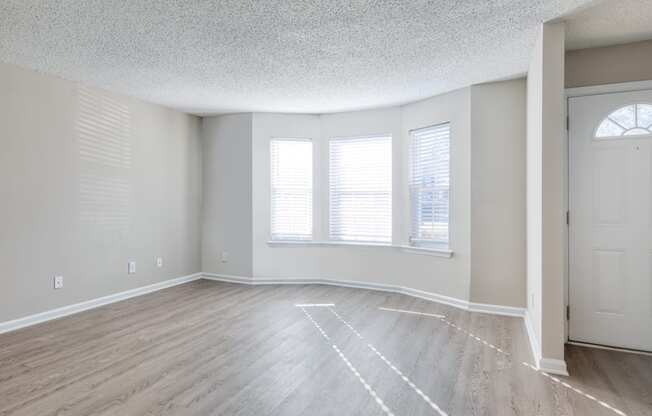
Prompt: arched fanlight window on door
<box><xmin>595</xmin><ymin>104</ymin><xmax>652</xmax><ymax>138</ymax></box>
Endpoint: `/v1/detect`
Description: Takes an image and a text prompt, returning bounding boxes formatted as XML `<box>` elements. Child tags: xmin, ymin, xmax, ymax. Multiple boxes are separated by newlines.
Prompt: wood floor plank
<box><xmin>0</xmin><ymin>281</ymin><xmax>650</xmax><ymax>416</ymax></box>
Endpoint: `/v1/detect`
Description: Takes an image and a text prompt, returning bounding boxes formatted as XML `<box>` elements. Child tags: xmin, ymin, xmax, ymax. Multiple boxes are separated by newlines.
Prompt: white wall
<box><xmin>540</xmin><ymin>22</ymin><xmax>567</xmax><ymax>367</ymax></box>
<box><xmin>0</xmin><ymin>62</ymin><xmax>202</xmax><ymax>322</ymax></box>
<box><xmin>526</xmin><ymin>22</ymin><xmax>567</xmax><ymax>371</ymax></box>
<box><xmin>251</xmin><ymin>113</ymin><xmax>321</xmax><ymax>277</ymax></box>
<box><xmin>470</xmin><ymin>79</ymin><xmax>527</xmax><ymax>308</ymax></box>
<box><xmin>250</xmin><ymin>89</ymin><xmax>472</xmax><ymax>300</ymax></box>
<box><xmin>0</xmin><ymin>52</ymin><xmax>531</xmax><ymax>328</ymax></box>
<box><xmin>201</xmin><ymin>114</ymin><xmax>253</xmax><ymax>277</ymax></box>
<box><xmin>527</xmin><ymin>30</ymin><xmax>544</xmax><ymax>353</ymax></box>
<box><xmin>320</xmin><ymin>107</ymin><xmax>405</xmax><ymax>246</ymax></box>
<box><xmin>202</xmin><ymin>81</ymin><xmax>527</xmax><ymax>308</ymax></box>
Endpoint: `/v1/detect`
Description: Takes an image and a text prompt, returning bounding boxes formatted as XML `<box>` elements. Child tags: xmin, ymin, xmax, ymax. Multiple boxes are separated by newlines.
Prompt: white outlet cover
<box><xmin>156</xmin><ymin>257</ymin><xmax>163</xmax><ymax>268</ymax></box>
<box><xmin>128</xmin><ymin>261</ymin><xmax>136</xmax><ymax>274</ymax></box>
<box><xmin>221</xmin><ymin>251</ymin><xmax>229</xmax><ymax>263</ymax></box>
<box><xmin>54</xmin><ymin>275</ymin><xmax>64</xmax><ymax>289</ymax></box>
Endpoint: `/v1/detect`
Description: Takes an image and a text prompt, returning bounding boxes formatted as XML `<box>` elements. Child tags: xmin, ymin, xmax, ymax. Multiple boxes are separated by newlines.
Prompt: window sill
<box><xmin>399</xmin><ymin>245</ymin><xmax>453</xmax><ymax>258</ymax></box>
<box><xmin>266</xmin><ymin>240</ymin><xmax>453</xmax><ymax>258</ymax></box>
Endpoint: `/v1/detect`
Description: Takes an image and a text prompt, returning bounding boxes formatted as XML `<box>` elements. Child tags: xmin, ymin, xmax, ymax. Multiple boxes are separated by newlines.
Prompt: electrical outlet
<box><xmin>128</xmin><ymin>261</ymin><xmax>136</xmax><ymax>274</ymax></box>
<box><xmin>156</xmin><ymin>257</ymin><xmax>163</xmax><ymax>268</ymax></box>
<box><xmin>221</xmin><ymin>251</ymin><xmax>229</xmax><ymax>263</ymax></box>
<box><xmin>53</xmin><ymin>276</ymin><xmax>64</xmax><ymax>289</ymax></box>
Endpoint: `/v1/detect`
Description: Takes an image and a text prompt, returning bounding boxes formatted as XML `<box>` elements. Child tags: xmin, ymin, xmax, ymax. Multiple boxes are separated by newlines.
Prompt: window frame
<box><xmin>594</xmin><ymin>103</ymin><xmax>652</xmax><ymax>140</ymax></box>
<box><xmin>269</xmin><ymin>137</ymin><xmax>314</xmax><ymax>242</ymax></box>
<box><xmin>264</xmin><ymin>129</ymin><xmax>453</xmax><ymax>258</ymax></box>
<box><xmin>327</xmin><ymin>134</ymin><xmax>393</xmax><ymax>244</ymax></box>
<box><xmin>407</xmin><ymin>122</ymin><xmax>451</xmax><ymax>250</ymax></box>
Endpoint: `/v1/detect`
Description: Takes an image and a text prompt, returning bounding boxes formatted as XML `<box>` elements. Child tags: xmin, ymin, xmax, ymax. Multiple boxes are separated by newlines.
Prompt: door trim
<box><xmin>564</xmin><ymin>79</ymin><xmax>652</xmax><ymax>346</ymax></box>
<box><xmin>567</xmin><ymin>341</ymin><xmax>652</xmax><ymax>357</ymax></box>
<box><xmin>566</xmin><ymin>80</ymin><xmax>652</xmax><ymax>99</ymax></box>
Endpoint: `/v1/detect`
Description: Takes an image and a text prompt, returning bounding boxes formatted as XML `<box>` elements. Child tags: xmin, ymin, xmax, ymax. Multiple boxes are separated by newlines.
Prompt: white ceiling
<box><xmin>0</xmin><ymin>0</ymin><xmax>631</xmax><ymax>115</ymax></box>
<box><xmin>565</xmin><ymin>0</ymin><xmax>652</xmax><ymax>50</ymax></box>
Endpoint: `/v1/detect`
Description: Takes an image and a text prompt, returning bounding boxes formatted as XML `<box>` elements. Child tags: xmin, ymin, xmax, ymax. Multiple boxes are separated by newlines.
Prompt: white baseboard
<box><xmin>204</xmin><ymin>273</ymin><xmax>569</xmax><ymax>374</ymax></box>
<box><xmin>0</xmin><ymin>273</ymin><xmax>202</xmax><ymax>335</ymax></box>
<box><xmin>203</xmin><ymin>273</ymin><xmax>560</xmax><ymax>370</ymax></box>
<box><xmin>468</xmin><ymin>301</ymin><xmax>526</xmax><ymax>318</ymax></box>
<box><xmin>524</xmin><ymin>310</ymin><xmax>569</xmax><ymax>376</ymax></box>
<box><xmin>538</xmin><ymin>358</ymin><xmax>569</xmax><ymax>376</ymax></box>
<box><xmin>524</xmin><ymin>310</ymin><xmax>542</xmax><ymax>364</ymax></box>
<box><xmin>2</xmin><ymin>270</ymin><xmax>547</xmax><ymax>371</ymax></box>
<box><xmin>403</xmin><ymin>286</ymin><xmax>470</xmax><ymax>310</ymax></box>
<box><xmin>201</xmin><ymin>273</ymin><xmax>525</xmax><ymax>318</ymax></box>
<box><xmin>202</xmin><ymin>273</ymin><xmax>254</xmax><ymax>285</ymax></box>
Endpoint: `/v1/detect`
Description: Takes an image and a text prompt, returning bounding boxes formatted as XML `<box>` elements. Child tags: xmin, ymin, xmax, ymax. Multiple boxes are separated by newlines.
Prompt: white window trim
<box><xmin>565</xmin><ymin>80</ymin><xmax>652</xmax><ymax>98</ymax></box>
<box><xmin>327</xmin><ymin>134</ymin><xmax>393</xmax><ymax>244</ymax></box>
<box><xmin>269</xmin><ymin>136</ymin><xmax>314</xmax><ymax>241</ymax></box>
<box><xmin>266</xmin><ymin>127</ymin><xmax>455</xmax><ymax>259</ymax></box>
<box><xmin>266</xmin><ymin>240</ymin><xmax>452</xmax><ymax>258</ymax></box>
<box><xmin>407</xmin><ymin>122</ymin><xmax>452</xmax><ymax>249</ymax></box>
<box><xmin>593</xmin><ymin>103</ymin><xmax>652</xmax><ymax>139</ymax></box>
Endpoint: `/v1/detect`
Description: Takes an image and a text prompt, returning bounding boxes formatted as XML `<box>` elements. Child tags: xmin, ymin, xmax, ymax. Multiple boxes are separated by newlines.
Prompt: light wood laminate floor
<box><xmin>0</xmin><ymin>280</ymin><xmax>650</xmax><ymax>415</ymax></box>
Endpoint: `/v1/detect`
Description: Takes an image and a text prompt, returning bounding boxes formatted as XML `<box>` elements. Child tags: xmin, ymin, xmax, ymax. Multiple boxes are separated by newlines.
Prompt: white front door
<box><xmin>569</xmin><ymin>89</ymin><xmax>652</xmax><ymax>352</ymax></box>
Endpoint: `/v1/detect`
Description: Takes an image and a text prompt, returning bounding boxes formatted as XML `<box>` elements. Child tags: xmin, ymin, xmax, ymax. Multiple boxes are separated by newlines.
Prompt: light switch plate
<box><xmin>156</xmin><ymin>257</ymin><xmax>163</xmax><ymax>268</ymax></box>
<box><xmin>128</xmin><ymin>261</ymin><xmax>136</xmax><ymax>274</ymax></box>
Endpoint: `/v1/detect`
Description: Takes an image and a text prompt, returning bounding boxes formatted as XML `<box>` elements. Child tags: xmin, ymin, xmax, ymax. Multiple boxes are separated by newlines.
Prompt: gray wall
<box><xmin>566</xmin><ymin>39</ymin><xmax>652</xmax><ymax>88</ymax></box>
<box><xmin>203</xmin><ymin>80</ymin><xmax>527</xmax><ymax>308</ymax></box>
<box><xmin>1</xmin><ymin>62</ymin><xmax>531</xmax><ymax>324</ymax></box>
<box><xmin>250</xmin><ymin>90</ymin><xmax>473</xmax><ymax>301</ymax></box>
<box><xmin>201</xmin><ymin>114</ymin><xmax>253</xmax><ymax>277</ymax></box>
<box><xmin>526</xmin><ymin>22</ymin><xmax>567</xmax><ymax>367</ymax></box>
<box><xmin>470</xmin><ymin>79</ymin><xmax>527</xmax><ymax>308</ymax></box>
<box><xmin>0</xmin><ymin>62</ymin><xmax>202</xmax><ymax>322</ymax></box>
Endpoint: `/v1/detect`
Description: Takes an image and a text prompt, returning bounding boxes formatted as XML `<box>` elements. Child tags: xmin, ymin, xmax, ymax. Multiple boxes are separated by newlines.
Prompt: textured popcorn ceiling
<box><xmin>0</xmin><ymin>0</ymin><xmax>596</xmax><ymax>115</ymax></box>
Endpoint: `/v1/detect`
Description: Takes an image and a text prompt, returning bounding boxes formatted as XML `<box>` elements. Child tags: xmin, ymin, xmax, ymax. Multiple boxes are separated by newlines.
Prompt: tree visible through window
<box><xmin>409</xmin><ymin>123</ymin><xmax>450</xmax><ymax>248</ymax></box>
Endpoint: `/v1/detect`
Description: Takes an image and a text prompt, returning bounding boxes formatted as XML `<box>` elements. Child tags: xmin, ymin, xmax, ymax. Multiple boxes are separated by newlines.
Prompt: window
<box><xmin>270</xmin><ymin>139</ymin><xmax>313</xmax><ymax>240</ymax></box>
<box><xmin>329</xmin><ymin>136</ymin><xmax>392</xmax><ymax>243</ymax></box>
<box><xmin>596</xmin><ymin>104</ymin><xmax>652</xmax><ymax>138</ymax></box>
<box><xmin>409</xmin><ymin>123</ymin><xmax>450</xmax><ymax>248</ymax></box>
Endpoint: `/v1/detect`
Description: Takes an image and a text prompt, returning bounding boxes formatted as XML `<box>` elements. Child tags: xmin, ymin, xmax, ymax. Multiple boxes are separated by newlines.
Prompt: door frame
<box><xmin>564</xmin><ymin>80</ymin><xmax>652</xmax><ymax>346</ymax></box>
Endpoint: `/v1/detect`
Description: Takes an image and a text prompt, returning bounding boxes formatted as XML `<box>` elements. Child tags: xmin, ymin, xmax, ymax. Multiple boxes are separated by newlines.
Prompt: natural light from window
<box><xmin>595</xmin><ymin>104</ymin><xmax>652</xmax><ymax>138</ymax></box>
<box><xmin>270</xmin><ymin>139</ymin><xmax>313</xmax><ymax>241</ymax></box>
<box><xmin>409</xmin><ymin>123</ymin><xmax>450</xmax><ymax>248</ymax></box>
<box><xmin>329</xmin><ymin>136</ymin><xmax>392</xmax><ymax>243</ymax></box>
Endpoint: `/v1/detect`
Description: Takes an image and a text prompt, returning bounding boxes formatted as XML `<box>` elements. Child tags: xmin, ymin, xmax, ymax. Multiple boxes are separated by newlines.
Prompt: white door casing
<box><xmin>569</xmin><ymin>89</ymin><xmax>652</xmax><ymax>352</ymax></box>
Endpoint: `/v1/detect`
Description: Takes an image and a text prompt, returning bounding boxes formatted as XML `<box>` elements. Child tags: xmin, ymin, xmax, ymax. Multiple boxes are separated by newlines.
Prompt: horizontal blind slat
<box><xmin>329</xmin><ymin>136</ymin><xmax>392</xmax><ymax>243</ymax></box>
<box><xmin>271</xmin><ymin>139</ymin><xmax>313</xmax><ymax>240</ymax></box>
<box><xmin>409</xmin><ymin>124</ymin><xmax>450</xmax><ymax>246</ymax></box>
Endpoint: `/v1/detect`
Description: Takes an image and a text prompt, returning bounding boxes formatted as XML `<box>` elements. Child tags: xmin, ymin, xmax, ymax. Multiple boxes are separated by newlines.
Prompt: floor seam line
<box><xmin>298</xmin><ymin>307</ymin><xmax>395</xmax><ymax>416</ymax></box>
<box><xmin>327</xmin><ymin>307</ymin><xmax>448</xmax><ymax>416</ymax></box>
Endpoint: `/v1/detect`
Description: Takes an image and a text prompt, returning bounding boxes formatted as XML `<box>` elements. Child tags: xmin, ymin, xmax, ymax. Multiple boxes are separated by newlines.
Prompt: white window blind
<box><xmin>270</xmin><ymin>139</ymin><xmax>313</xmax><ymax>240</ymax></box>
<box><xmin>329</xmin><ymin>136</ymin><xmax>392</xmax><ymax>243</ymax></box>
<box><xmin>409</xmin><ymin>123</ymin><xmax>450</xmax><ymax>247</ymax></box>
